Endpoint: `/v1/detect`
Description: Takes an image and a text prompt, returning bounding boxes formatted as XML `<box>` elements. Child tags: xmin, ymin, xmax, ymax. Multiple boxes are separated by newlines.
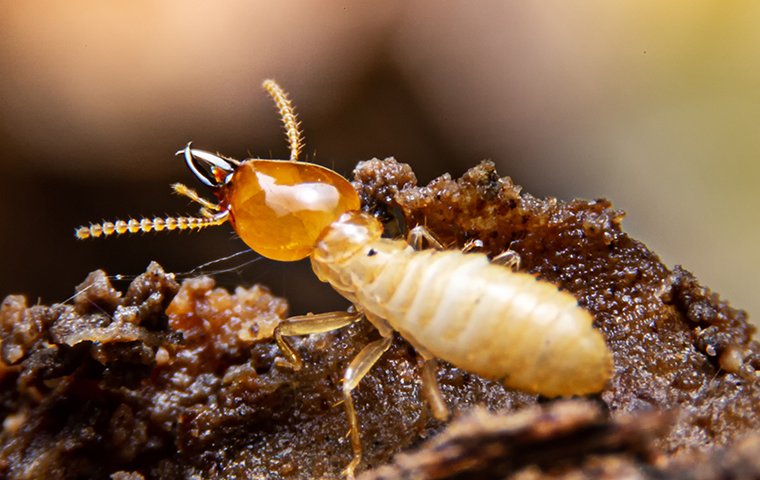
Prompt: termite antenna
<box><xmin>75</xmin><ymin>212</ymin><xmax>229</xmax><ymax>240</ymax></box>
<box><xmin>262</xmin><ymin>79</ymin><xmax>303</xmax><ymax>161</ymax></box>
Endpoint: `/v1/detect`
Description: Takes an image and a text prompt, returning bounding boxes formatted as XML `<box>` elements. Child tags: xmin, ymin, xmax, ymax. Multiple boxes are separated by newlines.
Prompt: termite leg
<box><xmin>492</xmin><ymin>249</ymin><xmax>521</xmax><ymax>271</ymax></box>
<box><xmin>405</xmin><ymin>337</ymin><xmax>451</xmax><ymax>423</ymax></box>
<box><xmin>408</xmin><ymin>225</ymin><xmax>444</xmax><ymax>251</ymax></box>
<box><xmin>461</xmin><ymin>238</ymin><xmax>484</xmax><ymax>253</ymax></box>
<box><xmin>342</xmin><ymin>335</ymin><xmax>393</xmax><ymax>479</ymax></box>
<box><xmin>462</xmin><ymin>238</ymin><xmax>522</xmax><ymax>271</ymax></box>
<box><xmin>420</xmin><ymin>357</ymin><xmax>449</xmax><ymax>421</ymax></box>
<box><xmin>274</xmin><ymin>311</ymin><xmax>363</xmax><ymax>370</ymax></box>
<box><xmin>172</xmin><ymin>183</ymin><xmax>221</xmax><ymax>211</ymax></box>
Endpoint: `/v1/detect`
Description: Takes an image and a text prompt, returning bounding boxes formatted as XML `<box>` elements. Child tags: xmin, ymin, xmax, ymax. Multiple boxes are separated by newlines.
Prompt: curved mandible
<box><xmin>177</xmin><ymin>142</ymin><xmax>237</xmax><ymax>188</ymax></box>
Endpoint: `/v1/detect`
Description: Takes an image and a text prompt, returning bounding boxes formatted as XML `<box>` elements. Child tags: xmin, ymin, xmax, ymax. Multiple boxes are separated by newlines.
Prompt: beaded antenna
<box><xmin>75</xmin><ymin>80</ymin><xmax>304</xmax><ymax>240</ymax></box>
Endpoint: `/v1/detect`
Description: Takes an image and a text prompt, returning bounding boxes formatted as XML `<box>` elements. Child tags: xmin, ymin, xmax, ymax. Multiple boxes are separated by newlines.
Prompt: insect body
<box><xmin>312</xmin><ymin>222</ymin><xmax>611</xmax><ymax>397</ymax></box>
<box><xmin>76</xmin><ymin>80</ymin><xmax>613</xmax><ymax>478</ymax></box>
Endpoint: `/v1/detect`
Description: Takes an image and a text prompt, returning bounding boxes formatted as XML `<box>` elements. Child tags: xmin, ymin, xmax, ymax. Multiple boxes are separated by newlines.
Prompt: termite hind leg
<box><xmin>407</xmin><ymin>340</ymin><xmax>450</xmax><ymax>421</ymax></box>
<box><xmin>274</xmin><ymin>310</ymin><xmax>363</xmax><ymax>371</ymax></box>
<box><xmin>342</xmin><ymin>335</ymin><xmax>393</xmax><ymax>479</ymax></box>
<box><xmin>420</xmin><ymin>357</ymin><xmax>450</xmax><ymax>421</ymax></box>
<box><xmin>492</xmin><ymin>249</ymin><xmax>521</xmax><ymax>271</ymax></box>
<box><xmin>408</xmin><ymin>225</ymin><xmax>444</xmax><ymax>251</ymax></box>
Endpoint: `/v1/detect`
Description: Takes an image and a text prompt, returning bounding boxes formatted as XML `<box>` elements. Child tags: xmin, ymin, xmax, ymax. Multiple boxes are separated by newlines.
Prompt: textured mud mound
<box><xmin>0</xmin><ymin>158</ymin><xmax>757</xmax><ymax>479</ymax></box>
<box><xmin>353</xmin><ymin>158</ymin><xmax>759</xmax><ymax>453</ymax></box>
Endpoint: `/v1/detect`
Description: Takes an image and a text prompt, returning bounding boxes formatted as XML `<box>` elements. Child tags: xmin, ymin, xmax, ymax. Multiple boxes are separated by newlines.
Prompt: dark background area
<box><xmin>1</xmin><ymin>2</ymin><xmax>757</xmax><ymax>322</ymax></box>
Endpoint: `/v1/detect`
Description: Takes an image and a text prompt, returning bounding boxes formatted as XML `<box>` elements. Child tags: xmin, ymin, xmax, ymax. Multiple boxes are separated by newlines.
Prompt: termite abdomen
<box><xmin>314</xmin><ymin>233</ymin><xmax>612</xmax><ymax>397</ymax></box>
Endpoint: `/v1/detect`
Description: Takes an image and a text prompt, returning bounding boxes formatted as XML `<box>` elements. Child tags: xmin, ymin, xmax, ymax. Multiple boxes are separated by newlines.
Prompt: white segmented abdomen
<box><xmin>317</xmin><ymin>238</ymin><xmax>612</xmax><ymax>397</ymax></box>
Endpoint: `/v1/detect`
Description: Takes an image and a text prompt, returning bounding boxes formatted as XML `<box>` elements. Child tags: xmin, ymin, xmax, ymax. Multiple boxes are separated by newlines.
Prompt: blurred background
<box><xmin>1</xmin><ymin>1</ymin><xmax>757</xmax><ymax>325</ymax></box>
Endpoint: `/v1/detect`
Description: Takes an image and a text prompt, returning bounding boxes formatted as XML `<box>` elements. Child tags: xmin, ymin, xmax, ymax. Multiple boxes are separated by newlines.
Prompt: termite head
<box><xmin>76</xmin><ymin>144</ymin><xmax>361</xmax><ymax>263</ymax></box>
<box><xmin>181</xmin><ymin>146</ymin><xmax>363</xmax><ymax>262</ymax></box>
<box><xmin>75</xmin><ymin>79</ymin><xmax>361</xmax><ymax>263</ymax></box>
<box><xmin>208</xmin><ymin>151</ymin><xmax>361</xmax><ymax>262</ymax></box>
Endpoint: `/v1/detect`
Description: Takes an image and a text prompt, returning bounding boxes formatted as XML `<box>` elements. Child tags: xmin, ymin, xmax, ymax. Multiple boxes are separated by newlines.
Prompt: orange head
<box><xmin>75</xmin><ymin>79</ymin><xmax>361</xmax><ymax>261</ymax></box>
<box><xmin>184</xmin><ymin>146</ymin><xmax>360</xmax><ymax>261</ymax></box>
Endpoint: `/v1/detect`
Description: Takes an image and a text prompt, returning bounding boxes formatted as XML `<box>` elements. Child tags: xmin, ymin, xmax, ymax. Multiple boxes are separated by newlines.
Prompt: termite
<box><xmin>76</xmin><ymin>79</ymin><xmax>613</xmax><ymax>478</ymax></box>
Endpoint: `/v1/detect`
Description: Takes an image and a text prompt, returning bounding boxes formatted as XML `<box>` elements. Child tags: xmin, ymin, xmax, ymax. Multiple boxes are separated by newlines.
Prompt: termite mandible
<box><xmin>76</xmin><ymin>79</ymin><xmax>613</xmax><ymax>478</ymax></box>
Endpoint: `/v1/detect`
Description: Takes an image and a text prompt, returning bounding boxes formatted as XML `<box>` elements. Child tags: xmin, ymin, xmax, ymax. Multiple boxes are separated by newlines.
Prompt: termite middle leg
<box><xmin>492</xmin><ymin>249</ymin><xmax>521</xmax><ymax>271</ymax></box>
<box><xmin>407</xmin><ymin>225</ymin><xmax>444</xmax><ymax>251</ymax></box>
<box><xmin>342</xmin><ymin>334</ymin><xmax>393</xmax><ymax>479</ymax></box>
<box><xmin>274</xmin><ymin>311</ymin><xmax>363</xmax><ymax>370</ymax></box>
<box><xmin>463</xmin><ymin>238</ymin><xmax>522</xmax><ymax>271</ymax></box>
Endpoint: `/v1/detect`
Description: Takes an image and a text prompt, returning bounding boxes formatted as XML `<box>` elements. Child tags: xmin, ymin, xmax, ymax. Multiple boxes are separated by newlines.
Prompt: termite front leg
<box><xmin>342</xmin><ymin>335</ymin><xmax>393</xmax><ymax>479</ymax></box>
<box><xmin>274</xmin><ymin>311</ymin><xmax>363</xmax><ymax>370</ymax></box>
